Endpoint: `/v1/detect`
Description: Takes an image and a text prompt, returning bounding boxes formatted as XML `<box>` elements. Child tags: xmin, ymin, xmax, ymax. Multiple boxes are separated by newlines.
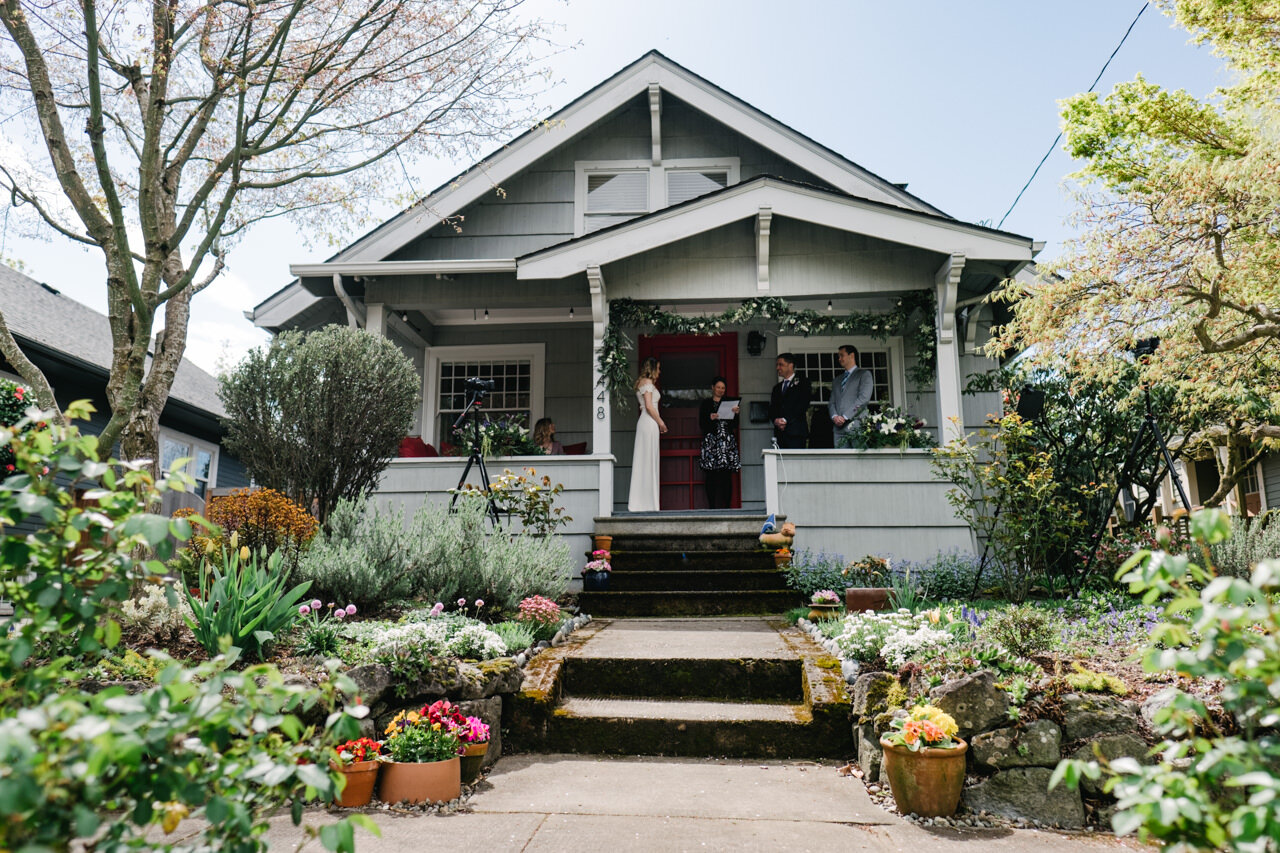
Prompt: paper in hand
<box><xmin>716</xmin><ymin>399</ymin><xmax>739</xmax><ymax>419</ymax></box>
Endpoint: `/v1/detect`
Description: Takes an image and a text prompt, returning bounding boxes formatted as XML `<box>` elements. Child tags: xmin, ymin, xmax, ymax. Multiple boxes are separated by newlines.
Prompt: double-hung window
<box><xmin>778</xmin><ymin>335</ymin><xmax>905</xmax><ymax>415</ymax></box>
<box><xmin>424</xmin><ymin>344</ymin><xmax>545</xmax><ymax>447</ymax></box>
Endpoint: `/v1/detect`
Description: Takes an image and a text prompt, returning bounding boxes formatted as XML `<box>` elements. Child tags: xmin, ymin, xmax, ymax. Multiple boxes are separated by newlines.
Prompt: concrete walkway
<box><xmin>253</xmin><ymin>755</ymin><xmax>1140</xmax><ymax>851</ymax></box>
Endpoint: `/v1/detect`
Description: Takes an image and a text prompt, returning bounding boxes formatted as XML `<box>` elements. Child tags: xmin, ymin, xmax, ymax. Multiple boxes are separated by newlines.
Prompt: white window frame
<box><xmin>777</xmin><ymin>334</ymin><xmax>906</xmax><ymax>410</ymax></box>
<box><xmin>422</xmin><ymin>343</ymin><xmax>546</xmax><ymax>446</ymax></box>
<box><xmin>158</xmin><ymin>427</ymin><xmax>219</xmax><ymax>496</ymax></box>
<box><xmin>573</xmin><ymin>157</ymin><xmax>741</xmax><ymax>237</ymax></box>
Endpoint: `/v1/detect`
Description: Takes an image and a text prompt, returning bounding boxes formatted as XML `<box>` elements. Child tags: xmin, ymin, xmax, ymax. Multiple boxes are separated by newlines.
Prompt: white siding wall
<box><xmin>764</xmin><ymin>449</ymin><xmax>972</xmax><ymax>563</ymax></box>
<box><xmin>376</xmin><ymin>456</ymin><xmax>606</xmax><ymax>559</ymax></box>
<box><xmin>1263</xmin><ymin>452</ymin><xmax>1280</xmax><ymax>512</ymax></box>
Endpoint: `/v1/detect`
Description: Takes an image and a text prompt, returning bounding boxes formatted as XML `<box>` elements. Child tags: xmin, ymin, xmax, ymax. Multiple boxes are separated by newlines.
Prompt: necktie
<box><xmin>782</xmin><ymin>379</ymin><xmax>790</xmax><ymax>393</ymax></box>
<box><xmin>841</xmin><ymin>371</ymin><xmax>850</xmax><ymax>389</ymax></box>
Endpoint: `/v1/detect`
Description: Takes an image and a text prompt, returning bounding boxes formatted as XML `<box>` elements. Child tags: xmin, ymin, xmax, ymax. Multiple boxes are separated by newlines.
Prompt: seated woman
<box><xmin>533</xmin><ymin>417</ymin><xmax>565</xmax><ymax>455</ymax></box>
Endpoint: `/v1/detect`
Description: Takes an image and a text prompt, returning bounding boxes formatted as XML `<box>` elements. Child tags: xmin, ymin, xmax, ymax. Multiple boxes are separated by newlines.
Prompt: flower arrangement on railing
<box><xmin>448</xmin><ymin>415</ymin><xmax>544</xmax><ymax>457</ymax></box>
<box><xmin>583</xmin><ymin>549</ymin><xmax>611</xmax><ymax>575</ymax></box>
<box><xmin>598</xmin><ymin>294</ymin><xmax>937</xmax><ymax>402</ymax></box>
<box><xmin>838</xmin><ymin>405</ymin><xmax>937</xmax><ymax>451</ymax></box>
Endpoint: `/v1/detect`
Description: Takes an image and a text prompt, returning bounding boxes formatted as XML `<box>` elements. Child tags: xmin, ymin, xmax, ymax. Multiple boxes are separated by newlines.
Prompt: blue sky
<box><xmin>2</xmin><ymin>1</ymin><xmax>1229</xmax><ymax>373</ymax></box>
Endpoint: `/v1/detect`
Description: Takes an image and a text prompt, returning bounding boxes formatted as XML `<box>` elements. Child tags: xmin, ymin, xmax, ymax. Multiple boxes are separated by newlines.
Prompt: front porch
<box><xmin>374</xmin><ymin>446</ymin><xmax>970</xmax><ymax>564</ymax></box>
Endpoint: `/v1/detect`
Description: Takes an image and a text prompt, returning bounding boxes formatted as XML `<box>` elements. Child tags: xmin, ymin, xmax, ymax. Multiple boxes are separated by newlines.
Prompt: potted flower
<box><xmin>807</xmin><ymin>589</ymin><xmax>841</xmax><ymax>620</ymax></box>
<box><xmin>582</xmin><ymin>549</ymin><xmax>611</xmax><ymax>591</ymax></box>
<box><xmin>842</xmin><ymin>554</ymin><xmax>892</xmax><ymax>612</ymax></box>
<box><xmin>773</xmin><ymin>547</ymin><xmax>792</xmax><ymax>569</ymax></box>
<box><xmin>456</xmin><ymin>716</ymin><xmax>492</xmax><ymax>784</ymax></box>
<box><xmin>380</xmin><ymin>705</ymin><xmax>463</xmax><ymax>805</ymax></box>
<box><xmin>331</xmin><ymin>737</ymin><xmax>384</xmax><ymax>807</ymax></box>
<box><xmin>879</xmin><ymin>704</ymin><xmax>967</xmax><ymax>817</ymax></box>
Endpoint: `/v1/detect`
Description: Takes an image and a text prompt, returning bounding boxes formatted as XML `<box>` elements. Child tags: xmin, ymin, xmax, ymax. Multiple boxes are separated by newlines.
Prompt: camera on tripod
<box><xmin>1128</xmin><ymin>337</ymin><xmax>1160</xmax><ymax>359</ymax></box>
<box><xmin>464</xmin><ymin>377</ymin><xmax>495</xmax><ymax>395</ymax></box>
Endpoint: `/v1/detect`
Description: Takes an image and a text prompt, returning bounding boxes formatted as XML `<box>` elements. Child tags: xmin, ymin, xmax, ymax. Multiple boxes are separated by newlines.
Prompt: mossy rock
<box><xmin>1064</xmin><ymin>662</ymin><xmax>1128</xmax><ymax>696</ymax></box>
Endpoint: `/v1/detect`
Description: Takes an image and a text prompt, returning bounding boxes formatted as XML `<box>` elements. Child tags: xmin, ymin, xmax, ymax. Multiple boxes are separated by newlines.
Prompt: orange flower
<box><xmin>919</xmin><ymin>720</ymin><xmax>945</xmax><ymax>744</ymax></box>
<box><xmin>901</xmin><ymin>720</ymin><xmax>923</xmax><ymax>746</ymax></box>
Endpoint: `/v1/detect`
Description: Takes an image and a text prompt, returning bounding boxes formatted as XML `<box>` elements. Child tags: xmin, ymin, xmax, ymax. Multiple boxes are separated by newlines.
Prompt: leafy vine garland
<box><xmin>597</xmin><ymin>293</ymin><xmax>938</xmax><ymax>401</ymax></box>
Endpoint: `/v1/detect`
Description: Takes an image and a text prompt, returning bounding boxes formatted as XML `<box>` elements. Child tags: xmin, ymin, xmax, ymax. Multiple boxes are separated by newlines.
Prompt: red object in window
<box><xmin>561</xmin><ymin>442</ymin><xmax>588</xmax><ymax>455</ymax></box>
<box><xmin>398</xmin><ymin>436</ymin><xmax>437</xmax><ymax>458</ymax></box>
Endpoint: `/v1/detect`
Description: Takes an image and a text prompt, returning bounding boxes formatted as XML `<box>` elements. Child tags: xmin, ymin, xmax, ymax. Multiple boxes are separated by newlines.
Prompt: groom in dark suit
<box><xmin>769</xmin><ymin>352</ymin><xmax>812</xmax><ymax>449</ymax></box>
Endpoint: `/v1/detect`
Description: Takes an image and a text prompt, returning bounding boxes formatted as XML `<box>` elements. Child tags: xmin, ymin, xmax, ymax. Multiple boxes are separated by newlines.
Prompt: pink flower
<box><xmin>430</xmin><ymin>602</ymin><xmax>444</xmax><ymax>617</ymax></box>
<box><xmin>457</xmin><ymin>598</ymin><xmax>467</xmax><ymax>608</ymax></box>
<box><xmin>326</xmin><ymin>602</ymin><xmax>334</xmax><ymax>609</ymax></box>
<box><xmin>335</xmin><ymin>610</ymin><xmax>346</xmax><ymax>620</ymax></box>
<box><xmin>299</xmin><ymin>605</ymin><xmax>310</xmax><ymax>616</ymax></box>
<box><xmin>345</xmin><ymin>604</ymin><xmax>357</xmax><ymax>616</ymax></box>
<box><xmin>310</xmin><ymin>599</ymin><xmax>322</xmax><ymax>610</ymax></box>
<box><xmin>474</xmin><ymin>599</ymin><xmax>484</xmax><ymax>608</ymax></box>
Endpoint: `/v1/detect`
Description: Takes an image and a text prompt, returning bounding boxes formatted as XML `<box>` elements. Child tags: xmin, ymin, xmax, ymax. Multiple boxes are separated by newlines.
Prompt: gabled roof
<box><xmin>329</xmin><ymin>50</ymin><xmax>949</xmax><ymax>265</ymax></box>
<box><xmin>517</xmin><ymin>176</ymin><xmax>1037</xmax><ymax>280</ymax></box>
<box><xmin>0</xmin><ymin>264</ymin><xmax>226</xmax><ymax>417</ymax></box>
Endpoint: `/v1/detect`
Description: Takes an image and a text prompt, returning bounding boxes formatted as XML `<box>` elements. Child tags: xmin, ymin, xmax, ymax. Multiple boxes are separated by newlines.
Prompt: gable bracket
<box><xmin>649</xmin><ymin>83</ymin><xmax>662</xmax><ymax>165</ymax></box>
<box><xmin>756</xmin><ymin>206</ymin><xmax>773</xmax><ymax>292</ymax></box>
<box><xmin>934</xmin><ymin>253</ymin><xmax>965</xmax><ymax>344</ymax></box>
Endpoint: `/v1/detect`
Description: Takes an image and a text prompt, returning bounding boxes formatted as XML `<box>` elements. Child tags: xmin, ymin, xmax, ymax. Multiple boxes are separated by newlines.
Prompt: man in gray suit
<box><xmin>829</xmin><ymin>344</ymin><xmax>874</xmax><ymax>448</ymax></box>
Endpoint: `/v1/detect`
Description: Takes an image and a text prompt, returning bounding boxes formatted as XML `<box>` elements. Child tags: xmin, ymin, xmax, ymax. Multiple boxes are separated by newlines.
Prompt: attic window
<box><xmin>585</xmin><ymin>171</ymin><xmax>648</xmax><ymax>233</ymax></box>
<box><xmin>667</xmin><ymin>170</ymin><xmax>728</xmax><ymax>206</ymax></box>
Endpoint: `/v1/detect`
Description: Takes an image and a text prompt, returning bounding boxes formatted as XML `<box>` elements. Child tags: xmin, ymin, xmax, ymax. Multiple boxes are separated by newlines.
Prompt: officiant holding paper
<box><xmin>698</xmin><ymin>376</ymin><xmax>740</xmax><ymax>509</ymax></box>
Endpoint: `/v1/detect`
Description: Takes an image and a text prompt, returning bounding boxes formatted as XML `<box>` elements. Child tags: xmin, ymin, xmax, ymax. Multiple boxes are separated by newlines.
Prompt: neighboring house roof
<box><xmin>0</xmin><ymin>264</ymin><xmax>226</xmax><ymax>418</ymax></box>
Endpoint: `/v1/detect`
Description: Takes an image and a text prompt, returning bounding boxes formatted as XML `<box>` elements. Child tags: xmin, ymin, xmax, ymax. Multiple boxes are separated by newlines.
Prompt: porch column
<box><xmin>935</xmin><ymin>254</ymin><xmax>965</xmax><ymax>444</ymax></box>
<box><xmin>588</xmin><ymin>265</ymin><xmax>614</xmax><ymax>517</ymax></box>
<box><xmin>365</xmin><ymin>302</ymin><xmax>386</xmax><ymax>337</ymax></box>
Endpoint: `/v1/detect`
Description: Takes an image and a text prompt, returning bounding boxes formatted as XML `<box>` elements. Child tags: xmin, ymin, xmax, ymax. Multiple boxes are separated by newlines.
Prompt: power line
<box><xmin>997</xmin><ymin>2</ymin><xmax>1150</xmax><ymax>230</ymax></box>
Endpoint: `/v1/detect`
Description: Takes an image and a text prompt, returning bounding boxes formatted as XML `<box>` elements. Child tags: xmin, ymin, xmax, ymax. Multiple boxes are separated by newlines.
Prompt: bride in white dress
<box><xmin>627</xmin><ymin>357</ymin><xmax>667</xmax><ymax>512</ymax></box>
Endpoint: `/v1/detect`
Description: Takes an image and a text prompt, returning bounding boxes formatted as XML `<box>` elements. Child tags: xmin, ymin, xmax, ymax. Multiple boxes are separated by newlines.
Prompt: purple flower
<box><xmin>345</xmin><ymin>604</ymin><xmax>357</xmax><ymax>616</ymax></box>
<box><xmin>310</xmin><ymin>599</ymin><xmax>322</xmax><ymax>610</ymax></box>
<box><xmin>457</xmin><ymin>598</ymin><xmax>467</xmax><ymax>608</ymax></box>
<box><xmin>299</xmin><ymin>604</ymin><xmax>310</xmax><ymax>616</ymax></box>
<box><xmin>474</xmin><ymin>599</ymin><xmax>484</xmax><ymax>608</ymax></box>
<box><xmin>430</xmin><ymin>602</ymin><xmax>444</xmax><ymax>617</ymax></box>
<box><xmin>335</xmin><ymin>610</ymin><xmax>346</xmax><ymax>620</ymax></box>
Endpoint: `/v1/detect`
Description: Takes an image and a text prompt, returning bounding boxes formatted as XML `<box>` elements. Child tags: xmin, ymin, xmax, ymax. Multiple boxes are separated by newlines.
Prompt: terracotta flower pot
<box><xmin>459</xmin><ymin>741</ymin><xmax>489</xmax><ymax>785</ymax></box>
<box><xmin>844</xmin><ymin>587</ymin><xmax>891</xmax><ymax>613</ymax></box>
<box><xmin>331</xmin><ymin>759</ymin><xmax>380</xmax><ymax>808</ymax></box>
<box><xmin>879</xmin><ymin>737</ymin><xmax>968</xmax><ymax>818</ymax></box>
<box><xmin>773</xmin><ymin>553</ymin><xmax>792</xmax><ymax>569</ymax></box>
<box><xmin>592</xmin><ymin>534</ymin><xmax>613</xmax><ymax>552</ymax></box>
<box><xmin>379</xmin><ymin>757</ymin><xmax>461</xmax><ymax>805</ymax></box>
<box><xmin>807</xmin><ymin>602</ymin><xmax>840</xmax><ymax>620</ymax></box>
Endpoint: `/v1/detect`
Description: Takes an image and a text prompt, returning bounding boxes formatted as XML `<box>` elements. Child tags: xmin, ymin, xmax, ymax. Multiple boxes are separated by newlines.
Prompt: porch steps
<box><xmin>582</xmin><ymin>514</ymin><xmax>800</xmax><ymax>618</ymax></box>
<box><xmin>505</xmin><ymin>618</ymin><xmax>853</xmax><ymax>759</ymax></box>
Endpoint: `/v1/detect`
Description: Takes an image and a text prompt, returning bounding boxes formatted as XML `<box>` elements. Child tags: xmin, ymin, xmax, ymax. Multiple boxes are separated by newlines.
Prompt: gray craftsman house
<box><xmin>249</xmin><ymin>51</ymin><xmax>1042</xmax><ymax>561</ymax></box>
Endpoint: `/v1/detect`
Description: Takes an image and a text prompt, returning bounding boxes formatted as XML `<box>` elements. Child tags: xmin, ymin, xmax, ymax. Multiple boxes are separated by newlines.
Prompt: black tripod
<box><xmin>449</xmin><ymin>390</ymin><xmax>501</xmax><ymax>527</ymax></box>
<box><xmin>1080</xmin><ymin>379</ymin><xmax>1192</xmax><ymax>579</ymax></box>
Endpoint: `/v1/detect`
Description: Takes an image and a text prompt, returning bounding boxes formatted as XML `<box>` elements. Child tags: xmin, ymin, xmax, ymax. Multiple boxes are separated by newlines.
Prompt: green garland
<box><xmin>598</xmin><ymin>293</ymin><xmax>937</xmax><ymax>401</ymax></box>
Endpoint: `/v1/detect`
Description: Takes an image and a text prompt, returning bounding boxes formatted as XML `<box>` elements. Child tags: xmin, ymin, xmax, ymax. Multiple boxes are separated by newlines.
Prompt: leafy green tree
<box><xmin>991</xmin><ymin>0</ymin><xmax>1280</xmax><ymax>506</ymax></box>
<box><xmin>0</xmin><ymin>403</ymin><xmax>376</xmax><ymax>851</ymax></box>
<box><xmin>219</xmin><ymin>325</ymin><xmax>419</xmax><ymax>525</ymax></box>
<box><xmin>1052</xmin><ymin>510</ymin><xmax>1280</xmax><ymax>851</ymax></box>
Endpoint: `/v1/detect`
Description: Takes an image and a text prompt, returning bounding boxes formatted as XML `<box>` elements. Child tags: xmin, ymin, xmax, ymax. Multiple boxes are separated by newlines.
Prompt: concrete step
<box><xmin>577</xmin><ymin>590</ymin><xmax>801</xmax><ymax>618</ymax></box>
<box><xmin>593</xmin><ymin>514</ymin><xmax>783</xmax><ymax>539</ymax></box>
<box><xmin>560</xmin><ymin>657</ymin><xmax>803</xmax><ymax>701</ymax></box>
<box><xmin>609</xmin><ymin>550</ymin><xmax>778</xmax><ymax>572</ymax></box>
<box><xmin>606</xmin><ymin>569</ymin><xmax>787</xmax><ymax>592</ymax></box>
<box><xmin>543</xmin><ymin>698</ymin><xmax>838</xmax><ymax>758</ymax></box>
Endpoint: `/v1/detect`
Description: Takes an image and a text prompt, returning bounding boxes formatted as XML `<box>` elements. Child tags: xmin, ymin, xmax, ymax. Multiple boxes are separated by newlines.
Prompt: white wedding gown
<box><xmin>627</xmin><ymin>381</ymin><xmax>661</xmax><ymax>512</ymax></box>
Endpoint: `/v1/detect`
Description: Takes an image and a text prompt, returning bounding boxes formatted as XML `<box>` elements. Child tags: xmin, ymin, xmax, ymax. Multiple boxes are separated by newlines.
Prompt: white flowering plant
<box><xmin>834</xmin><ymin>608</ymin><xmax>924</xmax><ymax>662</ymax></box>
<box><xmin>841</xmin><ymin>405</ymin><xmax>936</xmax><ymax>450</ymax></box>
<box><xmin>881</xmin><ymin>624</ymin><xmax>956</xmax><ymax>669</ymax></box>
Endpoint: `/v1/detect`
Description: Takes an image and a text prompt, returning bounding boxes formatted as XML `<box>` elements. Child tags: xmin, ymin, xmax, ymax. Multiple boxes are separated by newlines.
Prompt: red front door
<box><xmin>637</xmin><ymin>333</ymin><xmax>739</xmax><ymax>510</ymax></box>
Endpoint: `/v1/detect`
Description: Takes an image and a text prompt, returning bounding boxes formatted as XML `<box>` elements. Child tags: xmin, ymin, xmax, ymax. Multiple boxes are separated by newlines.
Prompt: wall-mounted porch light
<box><xmin>746</xmin><ymin>330</ymin><xmax>768</xmax><ymax>356</ymax></box>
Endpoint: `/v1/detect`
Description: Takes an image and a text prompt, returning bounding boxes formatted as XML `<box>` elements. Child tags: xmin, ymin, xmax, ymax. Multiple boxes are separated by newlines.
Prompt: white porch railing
<box><xmin>376</xmin><ymin>455</ymin><xmax>615</xmax><ymax>559</ymax></box>
<box><xmin>762</xmin><ymin>449</ymin><xmax>973</xmax><ymax>564</ymax></box>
